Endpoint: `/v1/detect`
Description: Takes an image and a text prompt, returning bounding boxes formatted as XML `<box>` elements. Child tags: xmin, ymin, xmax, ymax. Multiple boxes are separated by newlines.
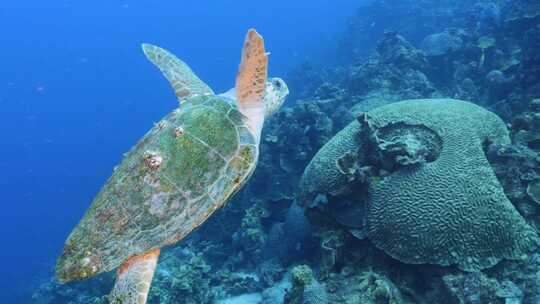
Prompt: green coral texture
<box><xmin>302</xmin><ymin>98</ymin><xmax>540</xmax><ymax>271</ymax></box>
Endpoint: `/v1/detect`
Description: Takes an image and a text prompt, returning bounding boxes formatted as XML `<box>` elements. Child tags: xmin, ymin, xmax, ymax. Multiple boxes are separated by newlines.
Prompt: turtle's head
<box><xmin>55</xmin><ymin>231</ymin><xmax>103</xmax><ymax>283</ymax></box>
<box><xmin>263</xmin><ymin>77</ymin><xmax>289</xmax><ymax>117</ymax></box>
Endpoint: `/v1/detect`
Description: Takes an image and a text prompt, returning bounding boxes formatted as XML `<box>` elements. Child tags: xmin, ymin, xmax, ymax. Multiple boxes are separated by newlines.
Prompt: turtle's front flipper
<box><xmin>109</xmin><ymin>249</ymin><xmax>160</xmax><ymax>304</ymax></box>
<box><xmin>236</xmin><ymin>29</ymin><xmax>268</xmax><ymax>110</ymax></box>
<box><xmin>142</xmin><ymin>44</ymin><xmax>214</xmax><ymax>101</ymax></box>
<box><xmin>235</xmin><ymin>29</ymin><xmax>269</xmax><ymax>138</ymax></box>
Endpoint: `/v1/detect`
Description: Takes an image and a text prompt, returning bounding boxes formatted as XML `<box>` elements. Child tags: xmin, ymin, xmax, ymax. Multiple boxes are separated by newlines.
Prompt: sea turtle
<box><xmin>55</xmin><ymin>29</ymin><xmax>289</xmax><ymax>304</ymax></box>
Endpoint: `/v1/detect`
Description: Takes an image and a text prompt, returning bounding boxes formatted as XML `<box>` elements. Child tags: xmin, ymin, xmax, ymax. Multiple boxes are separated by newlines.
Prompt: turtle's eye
<box><xmin>274</xmin><ymin>80</ymin><xmax>282</xmax><ymax>88</ymax></box>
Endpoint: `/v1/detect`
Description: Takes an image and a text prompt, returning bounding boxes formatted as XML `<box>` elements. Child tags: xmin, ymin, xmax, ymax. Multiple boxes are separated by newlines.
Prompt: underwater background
<box><xmin>3</xmin><ymin>0</ymin><xmax>540</xmax><ymax>303</ymax></box>
<box><xmin>0</xmin><ymin>0</ymin><xmax>361</xmax><ymax>302</ymax></box>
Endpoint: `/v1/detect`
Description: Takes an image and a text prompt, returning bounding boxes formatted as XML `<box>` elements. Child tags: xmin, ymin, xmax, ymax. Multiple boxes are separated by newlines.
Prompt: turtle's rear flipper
<box><xmin>142</xmin><ymin>44</ymin><xmax>214</xmax><ymax>101</ymax></box>
<box><xmin>109</xmin><ymin>248</ymin><xmax>160</xmax><ymax>304</ymax></box>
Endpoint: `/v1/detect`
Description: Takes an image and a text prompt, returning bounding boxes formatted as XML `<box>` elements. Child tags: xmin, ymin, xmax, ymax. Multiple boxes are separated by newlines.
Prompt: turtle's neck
<box><xmin>239</xmin><ymin>106</ymin><xmax>265</xmax><ymax>145</ymax></box>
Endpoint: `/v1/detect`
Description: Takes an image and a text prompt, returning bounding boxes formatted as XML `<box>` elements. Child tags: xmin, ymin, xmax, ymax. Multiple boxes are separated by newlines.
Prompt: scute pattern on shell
<box><xmin>56</xmin><ymin>95</ymin><xmax>258</xmax><ymax>282</ymax></box>
<box><xmin>366</xmin><ymin>99</ymin><xmax>539</xmax><ymax>271</ymax></box>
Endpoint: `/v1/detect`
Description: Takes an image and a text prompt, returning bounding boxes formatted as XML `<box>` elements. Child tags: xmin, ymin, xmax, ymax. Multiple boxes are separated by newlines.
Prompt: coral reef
<box><xmin>147</xmin><ymin>248</ymin><xmax>213</xmax><ymax>303</ymax></box>
<box><xmin>347</xmin><ymin>32</ymin><xmax>436</xmax><ymax>106</ymax></box>
<box><xmin>264</xmin><ymin>201</ymin><xmax>312</xmax><ymax>265</ymax></box>
<box><xmin>246</xmin><ymin>97</ymin><xmax>352</xmax><ymax>206</ymax></box>
<box><xmin>232</xmin><ymin>204</ymin><xmax>269</xmax><ymax>266</ymax></box>
<box><xmin>338</xmin><ymin>0</ymin><xmax>474</xmax><ymax>62</ymax></box>
<box><xmin>31</xmin><ymin>274</ymin><xmax>111</xmax><ymax>304</ymax></box>
<box><xmin>529</xmin><ymin>182</ymin><xmax>540</xmax><ymax>205</ymax></box>
<box><xmin>281</xmin><ymin>202</ymin><xmax>313</xmax><ymax>263</ymax></box>
<box><xmin>442</xmin><ymin>272</ymin><xmax>500</xmax><ymax>304</ymax></box>
<box><xmin>284</xmin><ymin>265</ymin><xmax>328</xmax><ymax>304</ymax></box>
<box><xmin>421</xmin><ymin>31</ymin><xmax>463</xmax><ymax>57</ymax></box>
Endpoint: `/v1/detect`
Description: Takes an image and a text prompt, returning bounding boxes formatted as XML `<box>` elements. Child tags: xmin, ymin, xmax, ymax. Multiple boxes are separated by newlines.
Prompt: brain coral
<box><xmin>367</xmin><ymin>99</ymin><xmax>539</xmax><ymax>271</ymax></box>
<box><xmin>301</xmin><ymin>98</ymin><xmax>540</xmax><ymax>271</ymax></box>
<box><xmin>299</xmin><ymin>121</ymin><xmax>363</xmax><ymax>200</ymax></box>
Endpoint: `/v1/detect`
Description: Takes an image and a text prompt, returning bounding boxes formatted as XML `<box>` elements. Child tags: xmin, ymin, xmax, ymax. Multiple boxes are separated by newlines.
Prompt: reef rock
<box><xmin>442</xmin><ymin>272</ymin><xmax>499</xmax><ymax>304</ymax></box>
<box><xmin>421</xmin><ymin>31</ymin><xmax>463</xmax><ymax>57</ymax></box>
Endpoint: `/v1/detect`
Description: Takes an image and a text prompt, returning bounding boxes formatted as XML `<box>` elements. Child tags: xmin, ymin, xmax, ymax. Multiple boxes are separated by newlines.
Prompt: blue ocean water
<box><xmin>0</xmin><ymin>1</ymin><xmax>364</xmax><ymax>302</ymax></box>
